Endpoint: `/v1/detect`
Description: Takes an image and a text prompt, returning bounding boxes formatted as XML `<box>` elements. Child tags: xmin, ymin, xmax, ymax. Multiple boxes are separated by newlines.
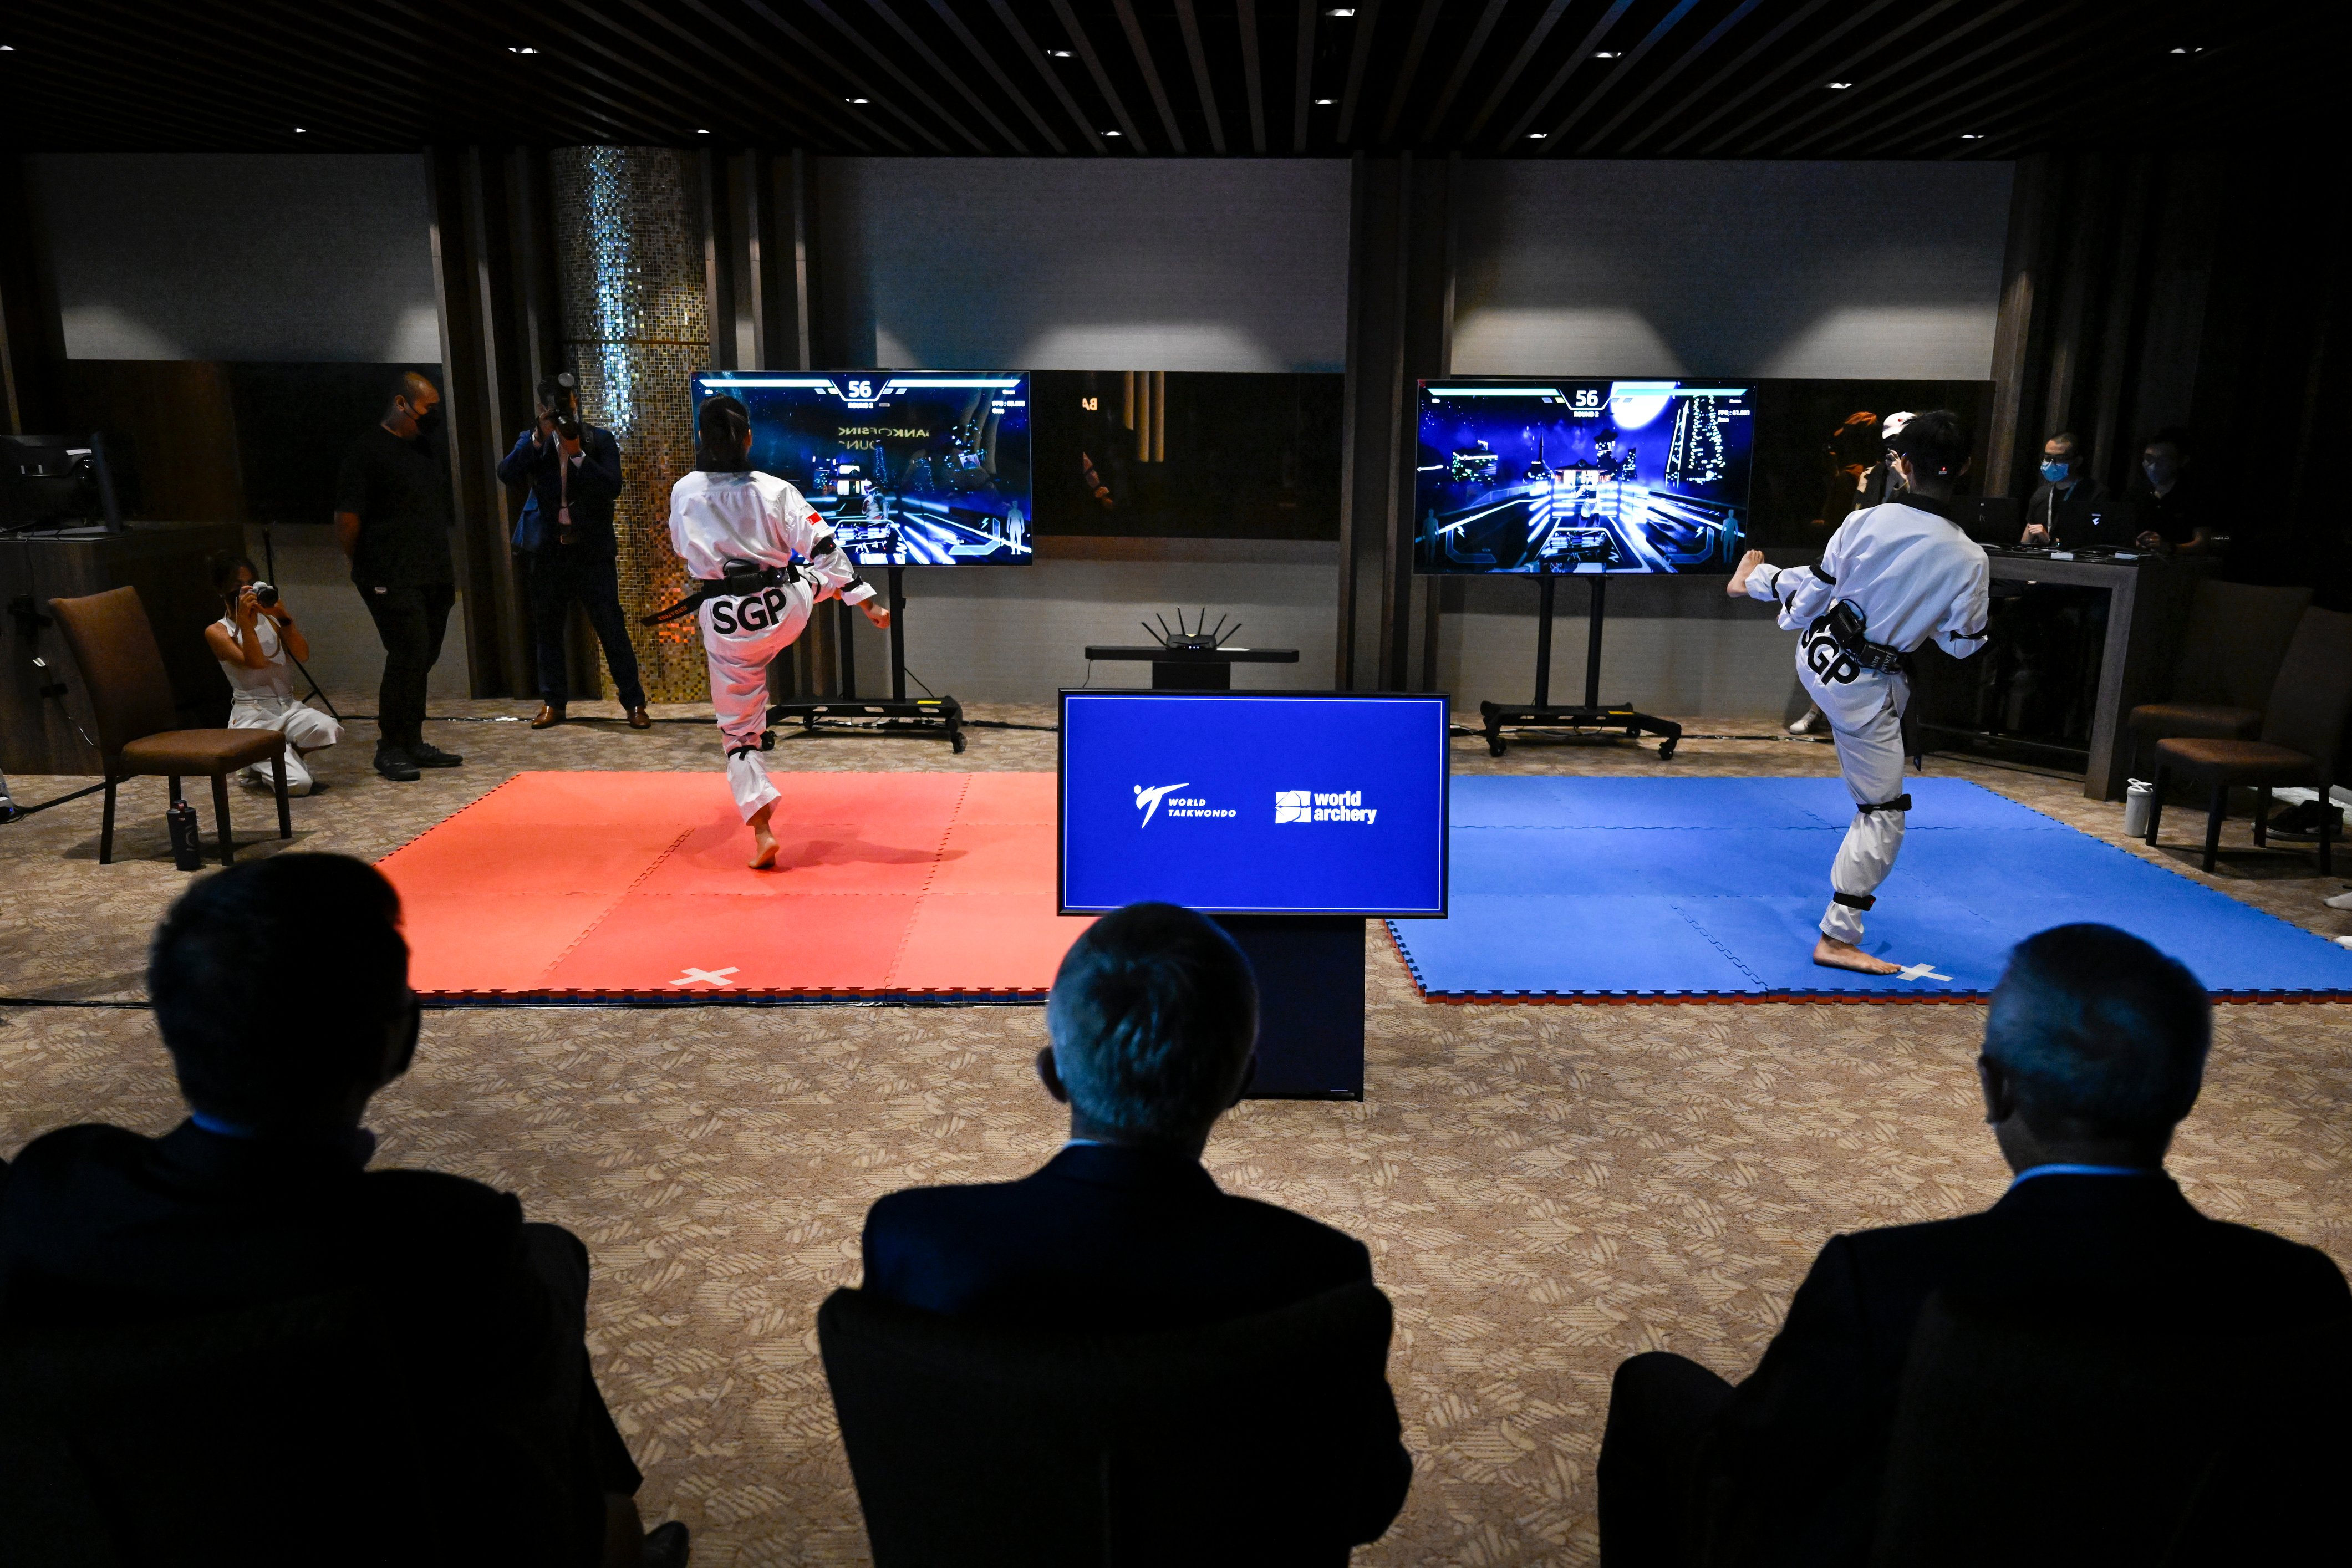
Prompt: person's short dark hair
<box><xmin>2145</xmin><ymin>425</ymin><xmax>2192</xmax><ymax>457</ymax></box>
<box><xmin>207</xmin><ymin>551</ymin><xmax>258</xmax><ymax>595</ymax></box>
<box><xmin>149</xmin><ymin>854</ymin><xmax>412</xmax><ymax>1127</ymax></box>
<box><xmin>1983</xmin><ymin>924</ymin><xmax>2211</xmax><ymax>1138</ymax></box>
<box><xmin>695</xmin><ymin>393</ymin><xmax>754</xmax><ymax>473</ymax></box>
<box><xmin>2044</xmin><ymin>430</ymin><xmax>2081</xmax><ymax>454</ymax></box>
<box><xmin>384</xmin><ymin>371</ymin><xmax>435</xmax><ymax>421</ymax></box>
<box><xmin>1889</xmin><ymin>409</ymin><xmax>1971</xmax><ymax>480</ymax></box>
<box><xmin>1046</xmin><ymin>902</ymin><xmax>1258</xmax><ymax>1144</ymax></box>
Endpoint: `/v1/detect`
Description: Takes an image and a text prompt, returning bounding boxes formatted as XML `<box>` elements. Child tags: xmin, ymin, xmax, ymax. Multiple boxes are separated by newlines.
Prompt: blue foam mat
<box><xmin>1392</xmin><ymin>777</ymin><xmax>2352</xmax><ymax>999</ymax></box>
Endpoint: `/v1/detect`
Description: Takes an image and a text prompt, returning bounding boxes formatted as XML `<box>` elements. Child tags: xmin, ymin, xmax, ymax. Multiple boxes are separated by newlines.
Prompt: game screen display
<box><xmin>1414</xmin><ymin>379</ymin><xmax>1755</xmax><ymax>575</ymax></box>
<box><xmin>691</xmin><ymin>373</ymin><xmax>1032</xmax><ymax>566</ymax></box>
<box><xmin>1059</xmin><ymin>691</ymin><xmax>1450</xmax><ymax>918</ymax></box>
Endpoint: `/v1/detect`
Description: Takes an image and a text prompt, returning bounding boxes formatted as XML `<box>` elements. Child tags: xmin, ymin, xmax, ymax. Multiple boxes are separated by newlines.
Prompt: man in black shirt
<box><xmin>2131</xmin><ymin>427</ymin><xmax>2215</xmax><ymax>554</ymax></box>
<box><xmin>2018</xmin><ymin>429</ymin><xmax>2112</xmax><ymax>546</ymax></box>
<box><xmin>334</xmin><ymin>373</ymin><xmax>464</xmax><ymax>781</ymax></box>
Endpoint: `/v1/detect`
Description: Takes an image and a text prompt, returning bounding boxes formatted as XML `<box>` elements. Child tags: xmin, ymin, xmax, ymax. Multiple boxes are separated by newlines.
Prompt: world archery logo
<box><xmin>1274</xmin><ymin>789</ymin><xmax>1378</xmax><ymax>825</ymax></box>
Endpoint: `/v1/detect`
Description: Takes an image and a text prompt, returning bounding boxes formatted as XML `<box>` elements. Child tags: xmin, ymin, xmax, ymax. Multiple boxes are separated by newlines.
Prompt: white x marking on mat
<box><xmin>1897</xmin><ymin>962</ymin><xmax>1953</xmax><ymax>982</ymax></box>
<box><xmin>668</xmin><ymin>966</ymin><xmax>740</xmax><ymax>988</ymax></box>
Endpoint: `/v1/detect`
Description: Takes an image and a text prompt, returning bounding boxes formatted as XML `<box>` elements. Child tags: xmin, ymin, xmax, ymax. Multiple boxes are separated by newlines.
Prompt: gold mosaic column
<box><xmin>551</xmin><ymin>146</ymin><xmax>711</xmax><ymax>702</ymax></box>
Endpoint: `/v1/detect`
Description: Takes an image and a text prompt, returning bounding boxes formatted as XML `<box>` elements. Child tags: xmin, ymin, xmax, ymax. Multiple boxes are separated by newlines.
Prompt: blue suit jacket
<box><xmin>497</xmin><ymin>425</ymin><xmax>623</xmax><ymax>557</ymax></box>
<box><xmin>862</xmin><ymin>1141</ymin><xmax>1377</xmax><ymax>1332</ymax></box>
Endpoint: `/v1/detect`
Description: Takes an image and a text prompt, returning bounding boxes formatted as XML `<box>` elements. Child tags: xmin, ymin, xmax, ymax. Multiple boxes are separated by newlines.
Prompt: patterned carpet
<box><xmin>4</xmin><ymin>697</ymin><xmax>2349</xmax><ymax>1566</ymax></box>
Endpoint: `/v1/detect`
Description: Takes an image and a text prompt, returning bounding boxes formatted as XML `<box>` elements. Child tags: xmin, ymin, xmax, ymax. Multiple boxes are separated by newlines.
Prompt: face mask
<box><xmin>2040</xmin><ymin>459</ymin><xmax>2071</xmax><ymax>484</ymax></box>
<box><xmin>2145</xmin><ymin>458</ymin><xmax>2175</xmax><ymax>488</ymax></box>
<box><xmin>410</xmin><ymin>403</ymin><xmax>445</xmax><ymax>439</ymax></box>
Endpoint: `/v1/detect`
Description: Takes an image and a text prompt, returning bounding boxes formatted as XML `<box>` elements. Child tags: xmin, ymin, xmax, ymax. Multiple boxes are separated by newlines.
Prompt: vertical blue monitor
<box><xmin>1059</xmin><ymin>691</ymin><xmax>1450</xmax><ymax>917</ymax></box>
<box><xmin>692</xmin><ymin>372</ymin><xmax>1032</xmax><ymax>567</ymax></box>
<box><xmin>1415</xmin><ymin>378</ymin><xmax>1754</xmax><ymax>574</ymax></box>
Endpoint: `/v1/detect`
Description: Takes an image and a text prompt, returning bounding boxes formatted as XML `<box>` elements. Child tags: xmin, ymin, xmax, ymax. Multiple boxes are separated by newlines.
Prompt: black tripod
<box><xmin>765</xmin><ymin>566</ymin><xmax>965</xmax><ymax>752</ymax></box>
<box><xmin>1478</xmin><ymin>572</ymin><xmax>1681</xmax><ymax>758</ymax></box>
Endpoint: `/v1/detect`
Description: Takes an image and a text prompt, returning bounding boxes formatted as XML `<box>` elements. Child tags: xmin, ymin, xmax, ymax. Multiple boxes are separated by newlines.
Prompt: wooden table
<box><xmin>1912</xmin><ymin>549</ymin><xmax>2208</xmax><ymax>800</ymax></box>
<box><xmin>1</xmin><ymin>520</ymin><xmax>245</xmax><ymax>775</ymax></box>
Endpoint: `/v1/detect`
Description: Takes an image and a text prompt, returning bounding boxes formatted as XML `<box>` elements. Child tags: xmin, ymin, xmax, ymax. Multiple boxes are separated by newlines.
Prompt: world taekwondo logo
<box><xmin>1275</xmin><ymin>789</ymin><xmax>1378</xmax><ymax>825</ymax></box>
<box><xmin>1133</xmin><ymin>782</ymin><xmax>1236</xmax><ymax>825</ymax></box>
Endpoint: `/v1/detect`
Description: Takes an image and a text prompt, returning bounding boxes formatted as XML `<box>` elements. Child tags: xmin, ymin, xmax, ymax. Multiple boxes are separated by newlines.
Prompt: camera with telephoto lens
<box><xmin>542</xmin><ymin>370</ymin><xmax>584</xmax><ymax>443</ymax></box>
<box><xmin>252</xmin><ymin>581</ymin><xmax>279</xmax><ymax>609</ymax></box>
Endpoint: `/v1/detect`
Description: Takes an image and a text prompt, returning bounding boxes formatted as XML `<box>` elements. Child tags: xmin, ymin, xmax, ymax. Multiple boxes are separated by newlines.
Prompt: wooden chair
<box><xmin>818</xmin><ymin>1282</ymin><xmax>1411</xmax><ymax>1567</ymax></box>
<box><xmin>0</xmin><ymin>1291</ymin><xmax>593</xmax><ymax>1567</ymax></box>
<box><xmin>2146</xmin><ymin>605</ymin><xmax>2352</xmax><ymax>873</ymax></box>
<box><xmin>47</xmin><ymin>587</ymin><xmax>288</xmax><ymax>866</ymax></box>
<box><xmin>2125</xmin><ymin>580</ymin><xmax>2313</xmax><ymax>780</ymax></box>
<box><xmin>1868</xmin><ymin>1292</ymin><xmax>2350</xmax><ymax>1567</ymax></box>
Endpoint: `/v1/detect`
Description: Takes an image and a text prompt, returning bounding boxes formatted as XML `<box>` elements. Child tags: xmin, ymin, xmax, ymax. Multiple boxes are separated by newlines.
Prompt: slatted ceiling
<box><xmin>0</xmin><ymin>0</ymin><xmax>2309</xmax><ymax>157</ymax></box>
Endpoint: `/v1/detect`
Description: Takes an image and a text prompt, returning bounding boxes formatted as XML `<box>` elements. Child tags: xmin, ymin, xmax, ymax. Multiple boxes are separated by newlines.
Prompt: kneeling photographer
<box><xmin>205</xmin><ymin>552</ymin><xmax>343</xmax><ymax>796</ymax></box>
<box><xmin>498</xmin><ymin>373</ymin><xmax>650</xmax><ymax>731</ymax></box>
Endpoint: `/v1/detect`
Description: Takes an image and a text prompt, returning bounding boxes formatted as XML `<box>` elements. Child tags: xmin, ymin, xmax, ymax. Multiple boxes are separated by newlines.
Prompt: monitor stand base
<box><xmin>1479</xmin><ymin>574</ymin><xmax>1682</xmax><ymax>758</ymax></box>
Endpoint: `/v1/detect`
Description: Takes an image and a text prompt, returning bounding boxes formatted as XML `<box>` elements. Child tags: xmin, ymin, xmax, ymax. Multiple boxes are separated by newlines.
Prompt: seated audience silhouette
<box><xmin>0</xmin><ymin>854</ymin><xmax>687</xmax><ymax>1567</ymax></box>
<box><xmin>1596</xmin><ymin>923</ymin><xmax>2352</xmax><ymax>1567</ymax></box>
<box><xmin>860</xmin><ymin>899</ymin><xmax>1411</xmax><ymax>1524</ymax></box>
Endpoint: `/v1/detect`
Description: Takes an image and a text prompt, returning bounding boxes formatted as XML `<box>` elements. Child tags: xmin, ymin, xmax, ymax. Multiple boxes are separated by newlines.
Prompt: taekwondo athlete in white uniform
<box><xmin>1727</xmin><ymin>409</ymin><xmax>1990</xmax><ymax>975</ymax></box>
<box><xmin>664</xmin><ymin>394</ymin><xmax>890</xmax><ymax>868</ymax></box>
<box><xmin>205</xmin><ymin>553</ymin><xmax>343</xmax><ymax>796</ymax></box>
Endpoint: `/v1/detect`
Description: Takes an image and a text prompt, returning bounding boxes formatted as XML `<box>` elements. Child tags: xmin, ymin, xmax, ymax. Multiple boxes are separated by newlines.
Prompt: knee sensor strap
<box><xmin>1834</xmin><ymin>892</ymin><xmax>1877</xmax><ymax>910</ymax></box>
<box><xmin>1855</xmin><ymin>793</ymin><xmax>1912</xmax><ymax>815</ymax></box>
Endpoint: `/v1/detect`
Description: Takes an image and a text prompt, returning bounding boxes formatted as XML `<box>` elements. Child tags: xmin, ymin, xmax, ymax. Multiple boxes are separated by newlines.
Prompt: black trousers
<box><xmin>1596</xmin><ymin>1351</ymin><xmax>1735</xmax><ymax>1568</ymax></box>
<box><xmin>520</xmin><ymin>1222</ymin><xmax>643</xmax><ymax>1499</ymax></box>
<box><xmin>527</xmin><ymin>550</ymin><xmax>646</xmax><ymax>710</ymax></box>
<box><xmin>361</xmin><ymin>581</ymin><xmax>455</xmax><ymax>750</ymax></box>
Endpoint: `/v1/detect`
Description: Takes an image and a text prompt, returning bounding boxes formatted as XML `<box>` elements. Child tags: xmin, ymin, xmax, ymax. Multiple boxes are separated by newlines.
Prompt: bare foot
<box><xmin>1813</xmin><ymin>935</ymin><xmax>1902</xmax><ymax>975</ymax></box>
<box><xmin>748</xmin><ymin>805</ymin><xmax>780</xmax><ymax>869</ymax></box>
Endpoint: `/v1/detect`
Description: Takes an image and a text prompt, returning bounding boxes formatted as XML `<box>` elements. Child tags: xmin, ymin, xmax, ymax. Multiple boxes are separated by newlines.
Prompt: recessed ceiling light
<box><xmin>1047</xmin><ymin>48</ymin><xmax>1072</xmax><ymax>58</ymax></box>
<box><xmin>1314</xmin><ymin>98</ymin><xmax>1335</xmax><ymax>106</ymax></box>
<box><xmin>1326</xmin><ymin>7</ymin><xmax>1356</xmax><ymax>16</ymax></box>
<box><xmin>1595</xmin><ymin>50</ymin><xmax>1619</xmax><ymax>59</ymax></box>
<box><xmin>1961</xmin><ymin>133</ymin><xmax>1984</xmax><ymax>140</ymax></box>
<box><xmin>1104</xmin><ymin>129</ymin><xmax>1122</xmax><ymax>137</ymax></box>
<box><xmin>696</xmin><ymin>128</ymin><xmax>710</xmax><ymax>135</ymax></box>
<box><xmin>846</xmin><ymin>96</ymin><xmax>869</xmax><ymax>104</ymax></box>
<box><xmin>1827</xmin><ymin>81</ymin><xmax>1852</xmax><ymax>89</ymax></box>
<box><xmin>2170</xmin><ymin>46</ymin><xmax>2204</xmax><ymax>54</ymax></box>
<box><xmin>1528</xmin><ymin>132</ymin><xmax>1549</xmax><ymax>139</ymax></box>
<box><xmin>294</xmin><ymin>126</ymin><xmax>307</xmax><ymax>134</ymax></box>
<box><xmin>509</xmin><ymin>45</ymin><xmax>537</xmax><ymax>54</ymax></box>
<box><xmin>2</xmin><ymin>43</ymin><xmax>19</xmax><ymax>50</ymax></box>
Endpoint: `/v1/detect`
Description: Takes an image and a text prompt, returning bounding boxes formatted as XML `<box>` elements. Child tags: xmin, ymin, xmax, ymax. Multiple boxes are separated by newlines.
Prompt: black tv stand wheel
<box><xmin>1658</xmin><ymin>737</ymin><xmax>1678</xmax><ymax>760</ymax></box>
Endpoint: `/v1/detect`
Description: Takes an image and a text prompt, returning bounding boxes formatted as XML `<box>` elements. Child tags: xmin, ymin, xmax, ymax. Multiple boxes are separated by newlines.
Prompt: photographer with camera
<box><xmin>497</xmin><ymin>373</ymin><xmax>650</xmax><ymax>731</ymax></box>
<box><xmin>204</xmin><ymin>552</ymin><xmax>343</xmax><ymax>796</ymax></box>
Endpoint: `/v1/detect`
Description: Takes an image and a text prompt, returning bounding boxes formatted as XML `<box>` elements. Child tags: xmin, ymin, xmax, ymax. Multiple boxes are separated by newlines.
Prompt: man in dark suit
<box><xmin>861</xmin><ymin>901</ymin><xmax>1411</xmax><ymax>1536</ymax></box>
<box><xmin>0</xmin><ymin>855</ymin><xmax>686</xmax><ymax>1568</ymax></box>
<box><xmin>1596</xmin><ymin>923</ymin><xmax>2351</xmax><ymax>1567</ymax></box>
<box><xmin>497</xmin><ymin>373</ymin><xmax>650</xmax><ymax>731</ymax></box>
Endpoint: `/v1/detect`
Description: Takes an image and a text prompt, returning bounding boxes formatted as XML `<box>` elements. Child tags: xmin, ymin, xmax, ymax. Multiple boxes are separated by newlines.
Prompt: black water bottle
<box><xmin>166</xmin><ymin>800</ymin><xmax>203</xmax><ymax>871</ymax></box>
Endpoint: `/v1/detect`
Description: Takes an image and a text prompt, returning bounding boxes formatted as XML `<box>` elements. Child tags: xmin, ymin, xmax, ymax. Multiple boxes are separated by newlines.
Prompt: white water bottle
<box><xmin>2122</xmin><ymin>779</ymin><xmax>2154</xmax><ymax>838</ymax></box>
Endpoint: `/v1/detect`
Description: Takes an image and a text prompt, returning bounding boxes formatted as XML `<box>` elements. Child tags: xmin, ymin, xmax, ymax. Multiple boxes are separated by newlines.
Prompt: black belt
<box><xmin>642</xmin><ymin>558</ymin><xmax>801</xmax><ymax>626</ymax></box>
<box><xmin>1803</xmin><ymin>599</ymin><xmax>1911</xmax><ymax>684</ymax></box>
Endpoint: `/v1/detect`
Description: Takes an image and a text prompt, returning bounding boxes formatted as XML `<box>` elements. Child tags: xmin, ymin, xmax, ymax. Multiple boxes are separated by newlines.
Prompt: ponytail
<box><xmin>695</xmin><ymin>394</ymin><xmax>754</xmax><ymax>472</ymax></box>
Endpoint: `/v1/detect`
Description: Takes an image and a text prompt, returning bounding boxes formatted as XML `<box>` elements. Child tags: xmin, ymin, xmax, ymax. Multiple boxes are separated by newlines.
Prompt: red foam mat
<box><xmin>379</xmin><ymin>771</ymin><xmax>1088</xmax><ymax>1000</ymax></box>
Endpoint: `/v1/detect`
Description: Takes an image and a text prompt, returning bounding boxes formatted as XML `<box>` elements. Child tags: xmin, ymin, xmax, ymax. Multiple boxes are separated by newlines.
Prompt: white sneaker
<box><xmin>2326</xmin><ymin>890</ymin><xmax>2352</xmax><ymax>911</ymax></box>
<box><xmin>1789</xmin><ymin>708</ymin><xmax>1822</xmax><ymax>735</ymax></box>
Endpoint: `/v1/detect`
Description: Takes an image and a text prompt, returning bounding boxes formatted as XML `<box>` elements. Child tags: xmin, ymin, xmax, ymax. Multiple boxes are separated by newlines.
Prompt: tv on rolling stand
<box><xmin>1413</xmin><ymin>378</ymin><xmax>1759</xmax><ymax>755</ymax></box>
<box><xmin>691</xmin><ymin>371</ymin><xmax>1034</xmax><ymax>752</ymax></box>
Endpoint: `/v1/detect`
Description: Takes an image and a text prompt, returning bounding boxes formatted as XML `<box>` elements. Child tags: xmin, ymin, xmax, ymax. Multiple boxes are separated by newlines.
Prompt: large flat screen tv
<box><xmin>692</xmin><ymin>372</ymin><xmax>1032</xmax><ymax>566</ymax></box>
<box><xmin>1059</xmin><ymin>690</ymin><xmax>1450</xmax><ymax>917</ymax></box>
<box><xmin>1414</xmin><ymin>379</ymin><xmax>1755</xmax><ymax>575</ymax></box>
